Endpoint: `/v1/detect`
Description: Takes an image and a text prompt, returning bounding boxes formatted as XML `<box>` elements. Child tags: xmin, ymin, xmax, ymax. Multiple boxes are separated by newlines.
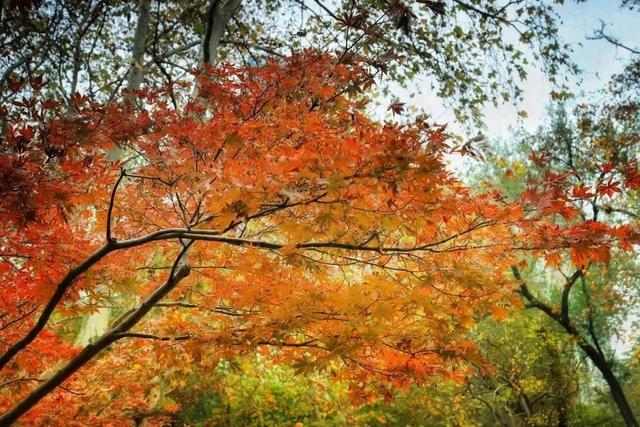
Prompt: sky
<box><xmin>409</xmin><ymin>0</ymin><xmax>640</xmax><ymax>140</ymax></box>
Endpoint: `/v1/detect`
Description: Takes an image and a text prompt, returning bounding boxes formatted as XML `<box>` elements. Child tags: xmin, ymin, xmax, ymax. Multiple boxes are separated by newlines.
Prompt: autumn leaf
<box><xmin>597</xmin><ymin>179</ymin><xmax>621</xmax><ymax>198</ymax></box>
<box><xmin>388</xmin><ymin>101</ymin><xmax>406</xmax><ymax>115</ymax></box>
<box><xmin>571</xmin><ymin>185</ymin><xmax>594</xmax><ymax>199</ymax></box>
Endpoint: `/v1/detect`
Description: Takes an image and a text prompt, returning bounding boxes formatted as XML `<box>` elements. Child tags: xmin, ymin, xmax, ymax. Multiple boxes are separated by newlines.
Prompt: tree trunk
<box><xmin>515</xmin><ymin>275</ymin><xmax>638</xmax><ymax>427</ymax></box>
<box><xmin>202</xmin><ymin>0</ymin><xmax>242</xmax><ymax>65</ymax></box>
<box><xmin>127</xmin><ymin>0</ymin><xmax>152</xmax><ymax>92</ymax></box>
<box><xmin>557</xmin><ymin>404</ymin><xmax>568</xmax><ymax>427</ymax></box>
<box><xmin>87</xmin><ymin>0</ymin><xmax>153</xmax><ymax>339</ymax></box>
<box><xmin>579</xmin><ymin>343</ymin><xmax>638</xmax><ymax>427</ymax></box>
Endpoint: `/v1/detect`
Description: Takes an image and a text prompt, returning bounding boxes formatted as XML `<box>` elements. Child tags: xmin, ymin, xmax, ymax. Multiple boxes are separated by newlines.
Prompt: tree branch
<box><xmin>106</xmin><ymin>169</ymin><xmax>126</xmax><ymax>243</ymax></box>
<box><xmin>588</xmin><ymin>20</ymin><xmax>640</xmax><ymax>55</ymax></box>
<box><xmin>512</xmin><ymin>266</ymin><xmax>560</xmax><ymax>322</ymax></box>
<box><xmin>111</xmin><ymin>332</ymin><xmax>191</xmax><ymax>341</ymax></box>
<box><xmin>0</xmin><ymin>243</ymin><xmax>114</xmax><ymax>372</ymax></box>
<box><xmin>0</xmin><ymin>212</ymin><xmax>490</xmax><ymax>374</ymax></box>
<box><xmin>0</xmin><ymin>243</ymin><xmax>192</xmax><ymax>424</ymax></box>
<box><xmin>560</xmin><ymin>270</ymin><xmax>582</xmax><ymax>326</ymax></box>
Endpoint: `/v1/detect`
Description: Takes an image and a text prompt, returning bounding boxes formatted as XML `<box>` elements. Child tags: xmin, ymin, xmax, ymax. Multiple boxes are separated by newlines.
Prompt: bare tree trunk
<box><xmin>127</xmin><ymin>0</ymin><xmax>152</xmax><ymax>92</ymax></box>
<box><xmin>202</xmin><ymin>0</ymin><xmax>241</xmax><ymax>65</ymax></box>
<box><xmin>84</xmin><ymin>0</ymin><xmax>153</xmax><ymax>341</ymax></box>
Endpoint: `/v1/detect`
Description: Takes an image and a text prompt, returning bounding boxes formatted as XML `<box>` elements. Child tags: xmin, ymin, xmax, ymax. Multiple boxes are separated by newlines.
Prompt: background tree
<box><xmin>1</xmin><ymin>0</ymin><xmax>578</xmax><ymax>122</ymax></box>
<box><xmin>469</xmin><ymin>93</ymin><xmax>640</xmax><ymax>425</ymax></box>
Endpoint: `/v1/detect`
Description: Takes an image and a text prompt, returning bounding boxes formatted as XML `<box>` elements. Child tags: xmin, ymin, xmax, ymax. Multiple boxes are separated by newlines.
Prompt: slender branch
<box><xmin>588</xmin><ymin>20</ymin><xmax>640</xmax><ymax>55</ymax></box>
<box><xmin>123</xmin><ymin>172</ymin><xmax>181</xmax><ymax>186</ymax></box>
<box><xmin>0</xmin><ymin>56</ymin><xmax>30</xmax><ymax>91</ymax></box>
<box><xmin>111</xmin><ymin>332</ymin><xmax>191</xmax><ymax>341</ymax></box>
<box><xmin>257</xmin><ymin>339</ymin><xmax>321</xmax><ymax>349</ymax></box>
<box><xmin>220</xmin><ymin>39</ymin><xmax>284</xmax><ymax>57</ymax></box>
<box><xmin>452</xmin><ymin>0</ymin><xmax>509</xmax><ymax>23</ymax></box>
<box><xmin>106</xmin><ymin>169</ymin><xmax>126</xmax><ymax>243</ymax></box>
<box><xmin>0</xmin><ymin>377</ymin><xmax>44</xmax><ymax>390</ymax></box>
<box><xmin>145</xmin><ymin>41</ymin><xmax>199</xmax><ymax>66</ymax></box>
<box><xmin>601</xmin><ymin>204</ymin><xmax>639</xmax><ymax>219</ymax></box>
<box><xmin>154</xmin><ymin>301</ymin><xmax>198</xmax><ymax>308</ymax></box>
<box><xmin>0</xmin><ymin>305</ymin><xmax>39</xmax><ymax>332</ymax></box>
<box><xmin>311</xmin><ymin>0</ymin><xmax>339</xmax><ymax>21</ymax></box>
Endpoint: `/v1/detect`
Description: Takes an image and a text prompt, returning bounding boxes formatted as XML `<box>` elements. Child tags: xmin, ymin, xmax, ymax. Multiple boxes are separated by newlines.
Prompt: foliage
<box><xmin>0</xmin><ymin>0</ymin><xmax>580</xmax><ymax>123</ymax></box>
<box><xmin>0</xmin><ymin>51</ymin><xmax>536</xmax><ymax>425</ymax></box>
<box><xmin>177</xmin><ymin>357</ymin><xmax>356</xmax><ymax>426</ymax></box>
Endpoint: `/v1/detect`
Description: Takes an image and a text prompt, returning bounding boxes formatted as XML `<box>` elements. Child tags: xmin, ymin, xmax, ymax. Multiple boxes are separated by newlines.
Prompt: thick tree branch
<box><xmin>0</xmin><ymin>243</ymin><xmax>115</xmax><ymax>372</ymax></box>
<box><xmin>560</xmin><ymin>270</ymin><xmax>582</xmax><ymax>326</ymax></box>
<box><xmin>0</xmin><ymin>244</ymin><xmax>192</xmax><ymax>424</ymax></box>
<box><xmin>513</xmin><ymin>269</ymin><xmax>559</xmax><ymax>322</ymax></box>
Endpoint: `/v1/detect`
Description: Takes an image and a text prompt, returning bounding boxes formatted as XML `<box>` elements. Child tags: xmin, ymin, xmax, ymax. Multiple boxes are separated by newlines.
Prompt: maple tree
<box><xmin>0</xmin><ymin>51</ymin><xmax>521</xmax><ymax>424</ymax></box>
<box><xmin>0</xmin><ymin>51</ymin><xmax>635</xmax><ymax>425</ymax></box>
